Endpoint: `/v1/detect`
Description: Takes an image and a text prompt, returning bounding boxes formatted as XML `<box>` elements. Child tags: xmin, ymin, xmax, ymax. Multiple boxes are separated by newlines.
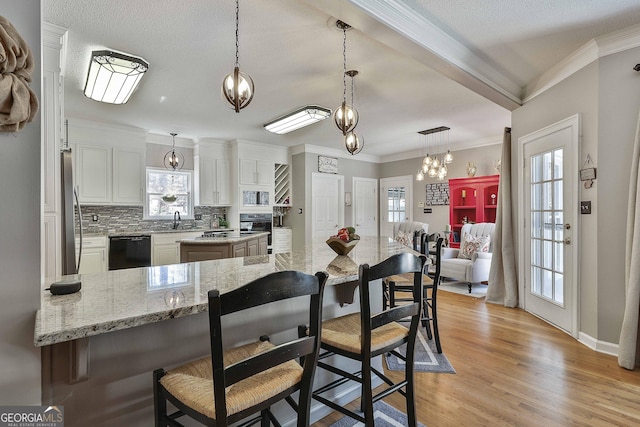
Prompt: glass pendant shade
<box><xmin>222</xmin><ymin>66</ymin><xmax>254</xmax><ymax>113</ymax></box>
<box><xmin>444</xmin><ymin>150</ymin><xmax>453</xmax><ymax>164</ymax></box>
<box><xmin>431</xmin><ymin>157</ymin><xmax>440</xmax><ymax>168</ymax></box>
<box><xmin>334</xmin><ymin>101</ymin><xmax>358</xmax><ymax>135</ymax></box>
<box><xmin>423</xmin><ymin>155</ymin><xmax>432</xmax><ymax>167</ymax></box>
<box><xmin>428</xmin><ymin>167</ymin><xmax>438</xmax><ymax>178</ymax></box>
<box><xmin>345</xmin><ymin>131</ymin><xmax>363</xmax><ymax>155</ymax></box>
<box><xmin>416</xmin><ymin>170</ymin><xmax>425</xmax><ymax>181</ymax></box>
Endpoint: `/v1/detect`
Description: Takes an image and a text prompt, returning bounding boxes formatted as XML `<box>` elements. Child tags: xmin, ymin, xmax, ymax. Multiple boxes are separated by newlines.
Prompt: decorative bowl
<box><xmin>326</xmin><ymin>236</ymin><xmax>359</xmax><ymax>255</ymax></box>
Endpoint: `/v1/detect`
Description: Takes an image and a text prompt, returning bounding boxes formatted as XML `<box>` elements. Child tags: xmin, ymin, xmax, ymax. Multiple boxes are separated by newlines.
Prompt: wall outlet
<box><xmin>91</xmin><ymin>214</ymin><xmax>99</xmax><ymax>222</ymax></box>
<box><xmin>581</xmin><ymin>201</ymin><xmax>591</xmax><ymax>214</ymax></box>
<box><xmin>194</xmin><ymin>213</ymin><xmax>202</xmax><ymax>220</ymax></box>
<box><xmin>418</xmin><ymin>201</ymin><xmax>425</xmax><ymax>207</ymax></box>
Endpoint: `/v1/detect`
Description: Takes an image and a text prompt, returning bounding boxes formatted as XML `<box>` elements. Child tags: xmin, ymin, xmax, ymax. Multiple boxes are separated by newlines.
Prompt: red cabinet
<box><xmin>448</xmin><ymin>175</ymin><xmax>499</xmax><ymax>247</ymax></box>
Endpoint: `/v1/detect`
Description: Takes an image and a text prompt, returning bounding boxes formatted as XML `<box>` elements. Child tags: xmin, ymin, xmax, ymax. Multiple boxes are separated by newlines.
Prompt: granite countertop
<box><xmin>178</xmin><ymin>231</ymin><xmax>270</xmax><ymax>244</ymax></box>
<box><xmin>34</xmin><ymin>236</ymin><xmax>416</xmax><ymax>347</ymax></box>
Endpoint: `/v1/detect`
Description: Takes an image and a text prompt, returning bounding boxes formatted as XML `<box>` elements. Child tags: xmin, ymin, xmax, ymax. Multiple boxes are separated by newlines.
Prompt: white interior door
<box><xmin>312</xmin><ymin>173</ymin><xmax>344</xmax><ymax>239</ymax></box>
<box><xmin>379</xmin><ymin>176</ymin><xmax>413</xmax><ymax>238</ymax></box>
<box><xmin>353</xmin><ymin>177</ymin><xmax>378</xmax><ymax>236</ymax></box>
<box><xmin>519</xmin><ymin>115</ymin><xmax>579</xmax><ymax>337</ymax></box>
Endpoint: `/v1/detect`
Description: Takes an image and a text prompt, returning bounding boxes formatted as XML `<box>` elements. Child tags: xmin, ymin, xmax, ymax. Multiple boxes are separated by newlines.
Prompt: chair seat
<box><xmin>387</xmin><ymin>273</ymin><xmax>433</xmax><ymax>285</ymax></box>
<box><xmin>440</xmin><ymin>257</ymin><xmax>471</xmax><ymax>277</ymax></box>
<box><xmin>321</xmin><ymin>312</ymin><xmax>409</xmax><ymax>353</ymax></box>
<box><xmin>160</xmin><ymin>340</ymin><xmax>303</xmax><ymax>419</ymax></box>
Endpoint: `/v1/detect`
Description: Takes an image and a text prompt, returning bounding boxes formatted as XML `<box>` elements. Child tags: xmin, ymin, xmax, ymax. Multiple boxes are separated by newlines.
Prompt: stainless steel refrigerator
<box><xmin>60</xmin><ymin>149</ymin><xmax>83</xmax><ymax>275</ymax></box>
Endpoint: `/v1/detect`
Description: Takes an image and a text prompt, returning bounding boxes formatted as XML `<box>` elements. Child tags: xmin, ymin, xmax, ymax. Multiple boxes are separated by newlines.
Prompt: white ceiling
<box><xmin>42</xmin><ymin>0</ymin><xmax>640</xmax><ymax>159</ymax></box>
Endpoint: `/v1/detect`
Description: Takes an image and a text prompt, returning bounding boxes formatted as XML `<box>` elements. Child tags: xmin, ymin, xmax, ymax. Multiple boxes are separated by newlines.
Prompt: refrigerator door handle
<box><xmin>74</xmin><ymin>186</ymin><xmax>83</xmax><ymax>273</ymax></box>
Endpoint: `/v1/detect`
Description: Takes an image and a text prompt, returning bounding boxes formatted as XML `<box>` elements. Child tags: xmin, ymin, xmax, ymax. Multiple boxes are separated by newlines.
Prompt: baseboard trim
<box><xmin>578</xmin><ymin>332</ymin><xmax>619</xmax><ymax>357</ymax></box>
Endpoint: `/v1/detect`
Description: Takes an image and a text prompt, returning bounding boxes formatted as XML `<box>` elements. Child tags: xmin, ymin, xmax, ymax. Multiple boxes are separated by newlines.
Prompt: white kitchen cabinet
<box><xmin>76</xmin><ymin>144</ymin><xmax>111</xmax><ymax>204</ymax></box>
<box><xmin>76</xmin><ymin>236</ymin><xmax>108</xmax><ymax>274</ymax></box>
<box><xmin>195</xmin><ymin>156</ymin><xmax>230</xmax><ymax>206</ymax></box>
<box><xmin>112</xmin><ymin>146</ymin><xmax>145</xmax><ymax>204</ymax></box>
<box><xmin>75</xmin><ymin>144</ymin><xmax>145</xmax><ymax>205</ymax></box>
<box><xmin>272</xmin><ymin>227</ymin><xmax>292</xmax><ymax>254</ymax></box>
<box><xmin>239</xmin><ymin>159</ymin><xmax>272</xmax><ymax>186</ymax></box>
<box><xmin>152</xmin><ymin>232</ymin><xmax>202</xmax><ymax>266</ymax></box>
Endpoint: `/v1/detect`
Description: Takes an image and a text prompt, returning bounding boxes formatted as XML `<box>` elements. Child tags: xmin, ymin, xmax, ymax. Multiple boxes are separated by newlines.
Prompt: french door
<box><xmin>519</xmin><ymin>115</ymin><xmax>580</xmax><ymax>336</ymax></box>
<box><xmin>379</xmin><ymin>176</ymin><xmax>412</xmax><ymax>238</ymax></box>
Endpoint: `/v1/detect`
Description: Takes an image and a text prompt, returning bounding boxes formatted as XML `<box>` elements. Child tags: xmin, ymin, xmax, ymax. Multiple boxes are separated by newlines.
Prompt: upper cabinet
<box><xmin>239</xmin><ymin>159</ymin><xmax>272</xmax><ymax>186</ymax></box>
<box><xmin>194</xmin><ymin>141</ymin><xmax>231</xmax><ymax>206</ymax></box>
<box><xmin>70</xmin><ymin>119</ymin><xmax>146</xmax><ymax>205</ymax></box>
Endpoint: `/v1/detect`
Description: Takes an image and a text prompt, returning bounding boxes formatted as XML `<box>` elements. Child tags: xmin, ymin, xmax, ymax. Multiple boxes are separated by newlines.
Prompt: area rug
<box><xmin>438</xmin><ymin>280</ymin><xmax>487</xmax><ymax>298</ymax></box>
<box><xmin>328</xmin><ymin>400</ymin><xmax>426</xmax><ymax>427</ymax></box>
<box><xmin>385</xmin><ymin>325</ymin><xmax>455</xmax><ymax>374</ymax></box>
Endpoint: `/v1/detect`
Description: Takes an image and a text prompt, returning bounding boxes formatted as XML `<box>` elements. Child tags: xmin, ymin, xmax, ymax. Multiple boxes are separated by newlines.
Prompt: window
<box><xmin>145</xmin><ymin>168</ymin><xmax>193</xmax><ymax>219</ymax></box>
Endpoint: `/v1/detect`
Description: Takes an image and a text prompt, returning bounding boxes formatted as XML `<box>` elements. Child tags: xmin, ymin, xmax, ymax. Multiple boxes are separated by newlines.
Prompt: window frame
<box><xmin>144</xmin><ymin>167</ymin><xmax>194</xmax><ymax>220</ymax></box>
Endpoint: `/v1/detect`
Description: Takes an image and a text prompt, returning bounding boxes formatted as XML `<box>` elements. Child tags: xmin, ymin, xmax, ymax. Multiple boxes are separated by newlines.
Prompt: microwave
<box><xmin>242</xmin><ymin>190</ymin><xmax>270</xmax><ymax>206</ymax></box>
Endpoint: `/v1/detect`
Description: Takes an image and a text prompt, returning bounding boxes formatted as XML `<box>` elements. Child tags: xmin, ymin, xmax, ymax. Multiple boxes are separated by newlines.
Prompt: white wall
<box><xmin>0</xmin><ymin>0</ymin><xmax>42</xmax><ymax>404</ymax></box>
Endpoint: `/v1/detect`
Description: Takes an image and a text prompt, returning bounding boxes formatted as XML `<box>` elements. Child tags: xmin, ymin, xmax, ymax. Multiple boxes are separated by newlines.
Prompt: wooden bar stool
<box><xmin>153</xmin><ymin>270</ymin><xmax>328</xmax><ymax>427</ymax></box>
<box><xmin>311</xmin><ymin>253</ymin><xmax>426</xmax><ymax>426</ymax></box>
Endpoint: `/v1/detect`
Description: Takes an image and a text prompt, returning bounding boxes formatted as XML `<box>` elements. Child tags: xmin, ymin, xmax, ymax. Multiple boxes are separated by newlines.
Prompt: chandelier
<box><xmin>164</xmin><ymin>133</ymin><xmax>184</xmax><ymax>171</ymax></box>
<box><xmin>344</xmin><ymin>70</ymin><xmax>364</xmax><ymax>155</ymax></box>
<box><xmin>221</xmin><ymin>0</ymin><xmax>254</xmax><ymax>112</ymax></box>
<box><xmin>415</xmin><ymin>126</ymin><xmax>452</xmax><ymax>182</ymax></box>
<box><xmin>333</xmin><ymin>20</ymin><xmax>358</xmax><ymax>136</ymax></box>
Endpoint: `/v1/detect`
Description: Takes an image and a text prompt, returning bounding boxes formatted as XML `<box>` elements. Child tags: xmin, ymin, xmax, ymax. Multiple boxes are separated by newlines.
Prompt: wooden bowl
<box><xmin>326</xmin><ymin>236</ymin><xmax>359</xmax><ymax>255</ymax></box>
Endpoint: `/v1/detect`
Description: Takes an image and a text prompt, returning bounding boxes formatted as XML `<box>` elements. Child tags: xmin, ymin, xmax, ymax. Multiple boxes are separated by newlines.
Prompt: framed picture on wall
<box><xmin>318</xmin><ymin>155</ymin><xmax>338</xmax><ymax>174</ymax></box>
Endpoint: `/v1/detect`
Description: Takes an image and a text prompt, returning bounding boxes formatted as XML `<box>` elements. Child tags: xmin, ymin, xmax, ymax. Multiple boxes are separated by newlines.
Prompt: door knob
<box><xmin>564</xmin><ymin>237</ymin><xmax>571</xmax><ymax>245</ymax></box>
<box><xmin>564</xmin><ymin>223</ymin><xmax>571</xmax><ymax>230</ymax></box>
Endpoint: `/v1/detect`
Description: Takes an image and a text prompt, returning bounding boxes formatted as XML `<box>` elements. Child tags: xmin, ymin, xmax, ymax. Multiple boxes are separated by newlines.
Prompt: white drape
<box><xmin>618</xmin><ymin>111</ymin><xmax>640</xmax><ymax>370</ymax></box>
<box><xmin>486</xmin><ymin>128</ymin><xmax>519</xmax><ymax>307</ymax></box>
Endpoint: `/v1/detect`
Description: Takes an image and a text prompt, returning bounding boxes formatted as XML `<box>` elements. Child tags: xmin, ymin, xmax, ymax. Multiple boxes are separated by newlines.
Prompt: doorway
<box><xmin>379</xmin><ymin>176</ymin><xmax>413</xmax><ymax>238</ymax></box>
<box><xmin>311</xmin><ymin>172</ymin><xmax>344</xmax><ymax>240</ymax></box>
<box><xmin>518</xmin><ymin>114</ymin><xmax>580</xmax><ymax>337</ymax></box>
<box><xmin>352</xmin><ymin>177</ymin><xmax>378</xmax><ymax>236</ymax></box>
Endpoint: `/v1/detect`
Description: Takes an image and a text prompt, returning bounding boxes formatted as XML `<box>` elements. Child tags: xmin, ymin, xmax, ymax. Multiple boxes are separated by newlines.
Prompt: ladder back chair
<box><xmin>153</xmin><ymin>270</ymin><xmax>328</xmax><ymax>427</ymax></box>
<box><xmin>312</xmin><ymin>252</ymin><xmax>426</xmax><ymax>426</ymax></box>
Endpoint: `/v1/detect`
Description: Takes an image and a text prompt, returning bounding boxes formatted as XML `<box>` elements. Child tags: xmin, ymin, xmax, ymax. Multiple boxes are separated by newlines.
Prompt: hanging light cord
<box><xmin>342</xmin><ymin>26</ymin><xmax>347</xmax><ymax>104</ymax></box>
<box><xmin>234</xmin><ymin>0</ymin><xmax>240</xmax><ymax>68</ymax></box>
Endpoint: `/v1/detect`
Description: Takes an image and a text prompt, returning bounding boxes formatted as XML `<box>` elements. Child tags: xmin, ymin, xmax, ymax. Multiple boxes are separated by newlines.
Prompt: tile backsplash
<box><xmin>78</xmin><ymin>206</ymin><xmax>227</xmax><ymax>234</ymax></box>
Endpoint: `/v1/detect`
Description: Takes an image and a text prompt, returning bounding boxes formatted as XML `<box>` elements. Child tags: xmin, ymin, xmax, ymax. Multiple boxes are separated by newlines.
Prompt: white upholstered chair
<box><xmin>440</xmin><ymin>223</ymin><xmax>495</xmax><ymax>293</ymax></box>
<box><xmin>391</xmin><ymin>221</ymin><xmax>429</xmax><ymax>249</ymax></box>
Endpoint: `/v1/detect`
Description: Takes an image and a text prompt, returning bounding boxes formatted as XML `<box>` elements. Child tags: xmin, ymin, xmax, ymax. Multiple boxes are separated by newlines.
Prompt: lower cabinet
<box><xmin>152</xmin><ymin>232</ymin><xmax>202</xmax><ymax>266</ymax></box>
<box><xmin>180</xmin><ymin>235</ymin><xmax>268</xmax><ymax>263</ymax></box>
<box><xmin>76</xmin><ymin>236</ymin><xmax>108</xmax><ymax>274</ymax></box>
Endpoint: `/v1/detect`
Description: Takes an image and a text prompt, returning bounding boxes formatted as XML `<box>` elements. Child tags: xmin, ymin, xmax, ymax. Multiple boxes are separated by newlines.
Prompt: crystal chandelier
<box><xmin>221</xmin><ymin>0</ymin><xmax>254</xmax><ymax>113</ymax></box>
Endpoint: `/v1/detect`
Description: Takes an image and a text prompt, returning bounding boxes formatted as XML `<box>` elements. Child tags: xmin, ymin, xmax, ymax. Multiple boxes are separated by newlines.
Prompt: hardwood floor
<box><xmin>312</xmin><ymin>290</ymin><xmax>640</xmax><ymax>426</ymax></box>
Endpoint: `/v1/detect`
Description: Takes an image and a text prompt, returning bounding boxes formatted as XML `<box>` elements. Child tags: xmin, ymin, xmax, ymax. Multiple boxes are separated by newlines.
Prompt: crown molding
<box><xmin>524</xmin><ymin>23</ymin><xmax>640</xmax><ymax>103</ymax></box>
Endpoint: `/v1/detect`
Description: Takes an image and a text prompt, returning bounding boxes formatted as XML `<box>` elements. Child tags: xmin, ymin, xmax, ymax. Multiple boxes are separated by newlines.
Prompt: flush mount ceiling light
<box><xmin>264</xmin><ymin>106</ymin><xmax>331</xmax><ymax>134</ymax></box>
<box><xmin>83</xmin><ymin>50</ymin><xmax>148</xmax><ymax>104</ymax></box>
<box><xmin>221</xmin><ymin>0</ymin><xmax>254</xmax><ymax>113</ymax></box>
<box><xmin>333</xmin><ymin>20</ymin><xmax>358</xmax><ymax>136</ymax></box>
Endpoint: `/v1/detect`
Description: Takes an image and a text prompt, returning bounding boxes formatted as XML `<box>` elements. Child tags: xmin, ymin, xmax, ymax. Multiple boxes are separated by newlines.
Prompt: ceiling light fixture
<box><xmin>344</xmin><ymin>70</ymin><xmax>364</xmax><ymax>155</ymax></box>
<box><xmin>83</xmin><ymin>50</ymin><xmax>148</xmax><ymax>104</ymax></box>
<box><xmin>333</xmin><ymin>20</ymin><xmax>358</xmax><ymax>136</ymax></box>
<box><xmin>221</xmin><ymin>0</ymin><xmax>254</xmax><ymax>113</ymax></box>
<box><xmin>264</xmin><ymin>106</ymin><xmax>331</xmax><ymax>134</ymax></box>
<box><xmin>416</xmin><ymin>126</ymin><xmax>451</xmax><ymax>181</ymax></box>
<box><xmin>164</xmin><ymin>133</ymin><xmax>184</xmax><ymax>171</ymax></box>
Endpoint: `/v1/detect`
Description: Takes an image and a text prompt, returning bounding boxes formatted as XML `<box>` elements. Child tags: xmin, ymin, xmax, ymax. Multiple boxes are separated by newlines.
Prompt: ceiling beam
<box><xmin>304</xmin><ymin>0</ymin><xmax>523</xmax><ymax>111</ymax></box>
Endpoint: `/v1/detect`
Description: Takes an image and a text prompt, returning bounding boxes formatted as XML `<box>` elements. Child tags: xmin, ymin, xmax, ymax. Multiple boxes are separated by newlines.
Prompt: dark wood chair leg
<box><xmin>152</xmin><ymin>369</ymin><xmax>167</xmax><ymax>427</ymax></box>
<box><xmin>468</xmin><ymin>283</ymin><xmax>472</xmax><ymax>293</ymax></box>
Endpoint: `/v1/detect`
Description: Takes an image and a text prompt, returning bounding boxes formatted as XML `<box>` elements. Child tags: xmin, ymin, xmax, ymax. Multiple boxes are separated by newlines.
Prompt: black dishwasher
<box><xmin>108</xmin><ymin>235</ymin><xmax>152</xmax><ymax>270</ymax></box>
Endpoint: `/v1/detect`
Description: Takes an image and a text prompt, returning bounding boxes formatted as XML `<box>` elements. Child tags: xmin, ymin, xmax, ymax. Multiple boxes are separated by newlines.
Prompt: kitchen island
<box><xmin>35</xmin><ymin>236</ymin><xmax>416</xmax><ymax>427</ymax></box>
<box><xmin>178</xmin><ymin>230</ymin><xmax>269</xmax><ymax>262</ymax></box>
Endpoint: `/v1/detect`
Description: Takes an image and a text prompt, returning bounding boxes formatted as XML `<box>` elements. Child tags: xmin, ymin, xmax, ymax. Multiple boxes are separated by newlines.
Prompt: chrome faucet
<box><xmin>173</xmin><ymin>211</ymin><xmax>181</xmax><ymax>229</ymax></box>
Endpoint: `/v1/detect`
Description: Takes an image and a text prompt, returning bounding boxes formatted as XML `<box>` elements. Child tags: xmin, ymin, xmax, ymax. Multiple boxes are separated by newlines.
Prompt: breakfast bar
<box><xmin>36</xmin><ymin>236</ymin><xmax>415</xmax><ymax>427</ymax></box>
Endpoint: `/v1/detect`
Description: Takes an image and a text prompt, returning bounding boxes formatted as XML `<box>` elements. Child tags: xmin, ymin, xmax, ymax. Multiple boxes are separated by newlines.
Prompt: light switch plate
<box><xmin>581</xmin><ymin>201</ymin><xmax>591</xmax><ymax>214</ymax></box>
<box><xmin>418</xmin><ymin>201</ymin><xmax>425</xmax><ymax>207</ymax></box>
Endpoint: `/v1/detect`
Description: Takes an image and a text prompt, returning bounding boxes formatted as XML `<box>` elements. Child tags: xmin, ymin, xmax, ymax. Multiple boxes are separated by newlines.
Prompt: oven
<box><xmin>240</xmin><ymin>213</ymin><xmax>273</xmax><ymax>253</ymax></box>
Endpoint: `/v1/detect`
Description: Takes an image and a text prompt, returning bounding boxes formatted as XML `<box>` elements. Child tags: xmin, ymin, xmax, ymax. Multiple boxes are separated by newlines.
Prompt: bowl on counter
<box><xmin>326</xmin><ymin>236</ymin><xmax>359</xmax><ymax>255</ymax></box>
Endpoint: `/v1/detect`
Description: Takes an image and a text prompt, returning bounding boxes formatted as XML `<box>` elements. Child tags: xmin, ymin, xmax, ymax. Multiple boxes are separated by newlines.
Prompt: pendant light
<box><xmin>344</xmin><ymin>70</ymin><xmax>364</xmax><ymax>155</ymax></box>
<box><xmin>416</xmin><ymin>126</ymin><xmax>452</xmax><ymax>181</ymax></box>
<box><xmin>333</xmin><ymin>20</ymin><xmax>358</xmax><ymax>136</ymax></box>
<box><xmin>164</xmin><ymin>133</ymin><xmax>184</xmax><ymax>171</ymax></box>
<box><xmin>221</xmin><ymin>0</ymin><xmax>254</xmax><ymax>113</ymax></box>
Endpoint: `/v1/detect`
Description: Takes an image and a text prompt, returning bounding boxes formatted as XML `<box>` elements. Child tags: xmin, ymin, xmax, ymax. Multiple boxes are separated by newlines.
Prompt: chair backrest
<box><xmin>358</xmin><ymin>253</ymin><xmax>426</xmax><ymax>354</ymax></box>
<box><xmin>207</xmin><ymin>270</ymin><xmax>328</xmax><ymax>423</ymax></box>
<box><xmin>392</xmin><ymin>221</ymin><xmax>429</xmax><ymax>240</ymax></box>
<box><xmin>460</xmin><ymin>223</ymin><xmax>495</xmax><ymax>252</ymax></box>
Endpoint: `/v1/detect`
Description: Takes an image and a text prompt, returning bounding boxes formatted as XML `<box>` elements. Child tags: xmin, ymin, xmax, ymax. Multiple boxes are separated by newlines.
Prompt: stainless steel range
<box><xmin>240</xmin><ymin>213</ymin><xmax>273</xmax><ymax>253</ymax></box>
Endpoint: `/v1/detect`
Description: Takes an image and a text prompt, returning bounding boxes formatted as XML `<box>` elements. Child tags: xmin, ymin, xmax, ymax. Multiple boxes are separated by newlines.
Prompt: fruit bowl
<box><xmin>326</xmin><ymin>236</ymin><xmax>359</xmax><ymax>256</ymax></box>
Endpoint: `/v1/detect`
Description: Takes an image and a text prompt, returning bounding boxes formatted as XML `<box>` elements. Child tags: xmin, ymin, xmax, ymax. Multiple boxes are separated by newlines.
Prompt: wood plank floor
<box><xmin>312</xmin><ymin>290</ymin><xmax>640</xmax><ymax>427</ymax></box>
